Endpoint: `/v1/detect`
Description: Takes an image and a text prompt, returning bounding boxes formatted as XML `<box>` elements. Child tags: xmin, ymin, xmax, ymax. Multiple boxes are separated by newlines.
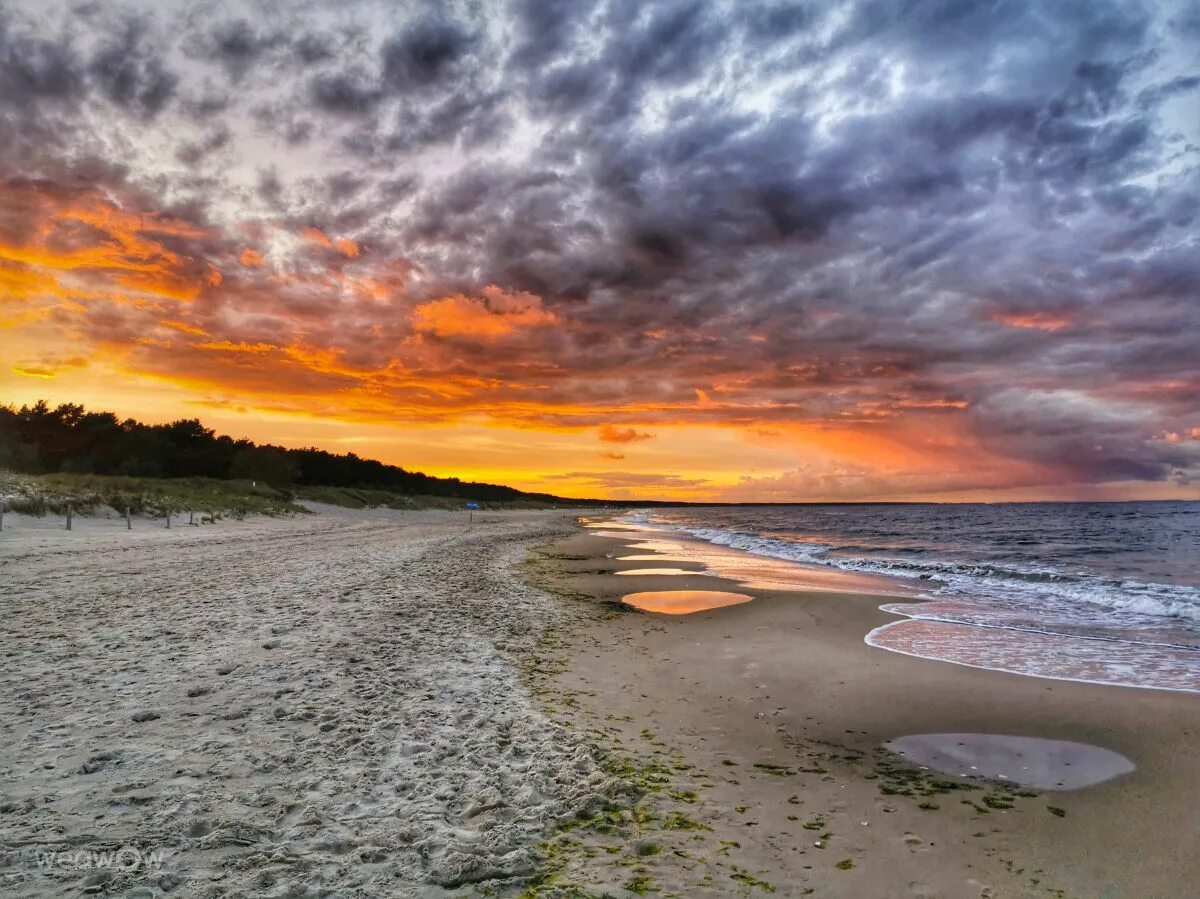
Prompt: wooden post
<box><xmin>189</xmin><ymin>510</ymin><xmax>195</xmax><ymax>526</ymax></box>
<box><xmin>165</xmin><ymin>508</ymin><xmax>171</xmax><ymax>529</ymax></box>
<box><xmin>125</xmin><ymin>506</ymin><xmax>132</xmax><ymax>530</ymax></box>
<box><xmin>0</xmin><ymin>499</ymin><xmax>5</xmax><ymax>531</ymax></box>
<box><xmin>66</xmin><ymin>504</ymin><xmax>73</xmax><ymax>531</ymax></box>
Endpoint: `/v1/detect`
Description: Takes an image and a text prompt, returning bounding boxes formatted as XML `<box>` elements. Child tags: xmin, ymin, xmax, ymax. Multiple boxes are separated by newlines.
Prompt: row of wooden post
<box><xmin>0</xmin><ymin>501</ymin><xmax>196</xmax><ymax>532</ymax></box>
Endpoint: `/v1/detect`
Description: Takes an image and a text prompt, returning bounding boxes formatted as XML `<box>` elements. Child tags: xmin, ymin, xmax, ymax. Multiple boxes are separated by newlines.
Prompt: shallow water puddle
<box><xmin>621</xmin><ymin>590</ymin><xmax>752</xmax><ymax>614</ymax></box>
<box><xmin>611</xmin><ymin>533</ymin><xmax>909</xmax><ymax>594</ymax></box>
<box><xmin>616</xmin><ymin>567</ymin><xmax>704</xmax><ymax>576</ymax></box>
<box><xmin>884</xmin><ymin>733</ymin><xmax>1135</xmax><ymax>790</ymax></box>
<box><xmin>581</xmin><ymin>520</ymin><xmax>644</xmax><ymax>531</ymax></box>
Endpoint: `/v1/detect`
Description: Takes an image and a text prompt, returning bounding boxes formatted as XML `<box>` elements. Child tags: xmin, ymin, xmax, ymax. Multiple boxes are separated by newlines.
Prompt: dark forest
<box><xmin>0</xmin><ymin>401</ymin><xmax>572</xmax><ymax>504</ymax></box>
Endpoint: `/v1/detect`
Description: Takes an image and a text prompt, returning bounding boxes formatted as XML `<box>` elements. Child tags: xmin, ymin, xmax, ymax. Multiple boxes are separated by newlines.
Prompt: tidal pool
<box><xmin>616</xmin><ymin>568</ymin><xmax>704</xmax><ymax>576</ymax></box>
<box><xmin>621</xmin><ymin>590</ymin><xmax>753</xmax><ymax>614</ymax></box>
<box><xmin>883</xmin><ymin>733</ymin><xmax>1135</xmax><ymax>790</ymax></box>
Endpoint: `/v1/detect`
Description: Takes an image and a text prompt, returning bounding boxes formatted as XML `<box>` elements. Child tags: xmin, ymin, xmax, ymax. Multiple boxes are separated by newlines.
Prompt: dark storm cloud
<box><xmin>969</xmin><ymin>389</ymin><xmax>1200</xmax><ymax>484</ymax></box>
<box><xmin>506</xmin><ymin>0</ymin><xmax>585</xmax><ymax>72</ymax></box>
<box><xmin>88</xmin><ymin>22</ymin><xmax>177</xmax><ymax>118</ymax></box>
<box><xmin>291</xmin><ymin>32</ymin><xmax>338</xmax><ymax>66</ymax></box>
<box><xmin>0</xmin><ymin>26</ymin><xmax>84</xmax><ymax>103</ymax></box>
<box><xmin>5</xmin><ymin>0</ymin><xmax>1199</xmax><ymax>492</ymax></box>
<box><xmin>187</xmin><ymin>19</ymin><xmax>283</xmax><ymax>80</ymax></box>
<box><xmin>381</xmin><ymin>18</ymin><xmax>478</xmax><ymax>93</ymax></box>
<box><xmin>309</xmin><ymin>69</ymin><xmax>383</xmax><ymax>116</ymax></box>
<box><xmin>0</xmin><ymin>11</ymin><xmax>89</xmax><ymax>178</ymax></box>
<box><xmin>174</xmin><ymin>125</ymin><xmax>231</xmax><ymax>166</ymax></box>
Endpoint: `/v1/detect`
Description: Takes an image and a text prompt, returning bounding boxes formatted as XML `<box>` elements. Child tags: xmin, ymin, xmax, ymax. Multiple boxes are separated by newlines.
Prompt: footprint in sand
<box><xmin>78</xmin><ymin>751</ymin><xmax>122</xmax><ymax>774</ymax></box>
<box><xmin>186</xmin><ymin>819</ymin><xmax>214</xmax><ymax>838</ymax></box>
<box><xmin>902</xmin><ymin>832</ymin><xmax>929</xmax><ymax>853</ymax></box>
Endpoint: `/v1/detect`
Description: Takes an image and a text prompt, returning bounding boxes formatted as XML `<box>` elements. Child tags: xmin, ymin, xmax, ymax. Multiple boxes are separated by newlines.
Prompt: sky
<box><xmin>1</xmin><ymin>0</ymin><xmax>1198</xmax><ymax>502</ymax></box>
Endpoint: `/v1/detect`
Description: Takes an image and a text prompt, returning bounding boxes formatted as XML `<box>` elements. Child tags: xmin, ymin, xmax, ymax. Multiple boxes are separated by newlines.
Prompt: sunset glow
<box><xmin>2</xmin><ymin>1</ymin><xmax>1198</xmax><ymax>501</ymax></box>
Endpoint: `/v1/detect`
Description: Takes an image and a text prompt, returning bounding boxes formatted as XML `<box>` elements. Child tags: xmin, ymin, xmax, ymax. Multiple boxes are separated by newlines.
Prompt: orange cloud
<box><xmin>1164</xmin><ymin>429</ymin><xmax>1200</xmax><ymax>443</ymax></box>
<box><xmin>0</xmin><ymin>179</ymin><xmax>218</xmax><ymax>303</ymax></box>
<box><xmin>0</xmin><ymin>259</ymin><xmax>64</xmax><ymax>299</ymax></box>
<box><xmin>300</xmin><ymin>227</ymin><xmax>361</xmax><ymax>258</ymax></box>
<box><xmin>988</xmin><ymin>310</ymin><xmax>1075</xmax><ymax>331</ymax></box>
<box><xmin>11</xmin><ymin>356</ymin><xmax>87</xmax><ymax>379</ymax></box>
<box><xmin>412</xmin><ymin>286</ymin><xmax>556</xmax><ymax>338</ymax></box>
<box><xmin>2</xmin><ymin>178</ymin><xmax>1188</xmax><ymax>504</ymax></box>
<box><xmin>599</xmin><ymin>424</ymin><xmax>654</xmax><ymax>443</ymax></box>
<box><xmin>160</xmin><ymin>319</ymin><xmax>208</xmax><ymax>336</ymax></box>
<box><xmin>12</xmin><ymin>364</ymin><xmax>59</xmax><ymax>379</ymax></box>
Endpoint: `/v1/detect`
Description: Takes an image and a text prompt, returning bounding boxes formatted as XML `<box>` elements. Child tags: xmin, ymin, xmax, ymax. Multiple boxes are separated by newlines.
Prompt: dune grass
<box><xmin>0</xmin><ymin>471</ymin><xmax>303</xmax><ymax>518</ymax></box>
<box><xmin>0</xmin><ymin>471</ymin><xmax>582</xmax><ymax>519</ymax></box>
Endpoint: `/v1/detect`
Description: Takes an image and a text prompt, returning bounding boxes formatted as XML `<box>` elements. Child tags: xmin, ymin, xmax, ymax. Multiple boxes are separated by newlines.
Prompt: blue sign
<box><xmin>466</xmin><ymin>502</ymin><xmax>480</xmax><ymax>510</ymax></box>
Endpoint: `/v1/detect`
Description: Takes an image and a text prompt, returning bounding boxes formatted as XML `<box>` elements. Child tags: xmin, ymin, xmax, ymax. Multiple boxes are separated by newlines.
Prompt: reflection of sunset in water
<box><xmin>592</xmin><ymin>525</ymin><xmax>909</xmax><ymax>595</ymax></box>
<box><xmin>622</xmin><ymin>590</ymin><xmax>753</xmax><ymax>614</ymax></box>
<box><xmin>616</xmin><ymin>568</ymin><xmax>702</xmax><ymax>576</ymax></box>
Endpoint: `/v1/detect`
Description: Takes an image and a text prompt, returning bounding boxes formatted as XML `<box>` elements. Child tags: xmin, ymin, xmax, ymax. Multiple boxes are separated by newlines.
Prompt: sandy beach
<box><xmin>524</xmin><ymin>525</ymin><xmax>1200</xmax><ymax>898</ymax></box>
<box><xmin>3</xmin><ymin>508</ymin><xmax>1197</xmax><ymax>898</ymax></box>
<box><xmin>0</xmin><ymin>507</ymin><xmax>625</xmax><ymax>897</ymax></box>
<box><xmin>5</xmin><ymin>1</ymin><xmax>1196</xmax><ymax>894</ymax></box>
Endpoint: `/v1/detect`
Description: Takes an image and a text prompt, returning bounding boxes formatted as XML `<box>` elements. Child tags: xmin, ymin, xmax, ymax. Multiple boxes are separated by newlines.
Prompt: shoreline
<box><xmin>594</xmin><ymin>515</ymin><xmax>1200</xmax><ymax>694</ymax></box>
<box><xmin>523</xmin><ymin>522</ymin><xmax>1200</xmax><ymax>897</ymax></box>
<box><xmin>4</xmin><ymin>506</ymin><xmax>1197</xmax><ymax>897</ymax></box>
<box><xmin>865</xmin><ymin>617</ymin><xmax>1200</xmax><ymax>695</ymax></box>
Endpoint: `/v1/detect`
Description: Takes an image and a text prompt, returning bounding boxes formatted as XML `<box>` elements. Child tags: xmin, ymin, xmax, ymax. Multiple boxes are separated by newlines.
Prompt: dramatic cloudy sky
<box><xmin>2</xmin><ymin>0</ymin><xmax>1198</xmax><ymax>500</ymax></box>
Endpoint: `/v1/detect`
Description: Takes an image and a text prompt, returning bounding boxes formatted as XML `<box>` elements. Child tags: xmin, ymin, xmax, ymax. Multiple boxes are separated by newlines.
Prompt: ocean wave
<box><xmin>622</xmin><ymin>506</ymin><xmax>1200</xmax><ymax>692</ymax></box>
<box><xmin>866</xmin><ymin>619</ymin><xmax>1200</xmax><ymax>694</ymax></box>
<box><xmin>630</xmin><ymin>515</ymin><xmax>1200</xmax><ymax>626</ymax></box>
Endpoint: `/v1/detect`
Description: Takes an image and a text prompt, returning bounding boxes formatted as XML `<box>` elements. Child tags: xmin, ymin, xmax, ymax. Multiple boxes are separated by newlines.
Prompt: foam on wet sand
<box><xmin>867</xmin><ymin>616</ymin><xmax>1200</xmax><ymax>694</ymax></box>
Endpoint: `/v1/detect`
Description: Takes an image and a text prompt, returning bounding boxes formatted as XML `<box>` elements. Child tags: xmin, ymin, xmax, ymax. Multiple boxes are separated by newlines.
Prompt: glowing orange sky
<box><xmin>0</xmin><ymin>177</ymin><xmax>1196</xmax><ymax>502</ymax></box>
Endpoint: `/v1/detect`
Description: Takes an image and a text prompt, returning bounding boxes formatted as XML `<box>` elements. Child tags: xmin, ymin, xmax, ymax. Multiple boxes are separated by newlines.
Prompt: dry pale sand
<box><xmin>0</xmin><ymin>506</ymin><xmax>630</xmax><ymax>898</ymax></box>
<box><xmin>524</xmin><ymin>527</ymin><xmax>1200</xmax><ymax>899</ymax></box>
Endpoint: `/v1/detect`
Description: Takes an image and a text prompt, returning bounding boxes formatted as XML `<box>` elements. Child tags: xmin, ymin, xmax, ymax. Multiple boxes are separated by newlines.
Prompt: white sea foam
<box><xmin>619</xmin><ymin>510</ymin><xmax>1200</xmax><ymax>692</ymax></box>
<box><xmin>866</xmin><ymin>618</ymin><xmax>1200</xmax><ymax>694</ymax></box>
<box><xmin>658</xmin><ymin>523</ymin><xmax>1200</xmax><ymax>625</ymax></box>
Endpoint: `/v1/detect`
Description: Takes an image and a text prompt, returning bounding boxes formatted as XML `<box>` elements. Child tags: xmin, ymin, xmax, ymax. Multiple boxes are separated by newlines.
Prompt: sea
<box><xmin>613</xmin><ymin>502</ymin><xmax>1200</xmax><ymax>694</ymax></box>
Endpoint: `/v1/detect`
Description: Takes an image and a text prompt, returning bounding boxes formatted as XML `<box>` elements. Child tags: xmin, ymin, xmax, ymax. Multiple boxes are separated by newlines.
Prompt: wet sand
<box><xmin>525</xmin><ymin>525</ymin><xmax>1200</xmax><ymax>898</ymax></box>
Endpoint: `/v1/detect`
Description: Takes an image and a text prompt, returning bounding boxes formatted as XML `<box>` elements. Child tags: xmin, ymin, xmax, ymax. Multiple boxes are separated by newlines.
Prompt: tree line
<box><xmin>0</xmin><ymin>401</ymin><xmax>576</xmax><ymax>503</ymax></box>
